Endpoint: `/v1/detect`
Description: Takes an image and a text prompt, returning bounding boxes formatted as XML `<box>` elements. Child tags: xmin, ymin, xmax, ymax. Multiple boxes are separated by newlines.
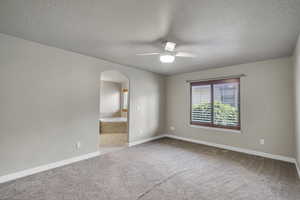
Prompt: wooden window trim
<box><xmin>190</xmin><ymin>78</ymin><xmax>240</xmax><ymax>130</ymax></box>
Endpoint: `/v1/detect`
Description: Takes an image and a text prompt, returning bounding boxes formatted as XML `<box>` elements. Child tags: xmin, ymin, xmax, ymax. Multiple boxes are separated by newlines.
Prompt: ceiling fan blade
<box><xmin>176</xmin><ymin>52</ymin><xmax>197</xmax><ymax>58</ymax></box>
<box><xmin>136</xmin><ymin>53</ymin><xmax>160</xmax><ymax>56</ymax></box>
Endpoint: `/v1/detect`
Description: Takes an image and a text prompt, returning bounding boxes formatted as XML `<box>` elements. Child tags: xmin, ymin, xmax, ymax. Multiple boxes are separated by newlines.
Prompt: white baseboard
<box><xmin>0</xmin><ymin>134</ymin><xmax>164</xmax><ymax>184</ymax></box>
<box><xmin>166</xmin><ymin>134</ymin><xmax>300</xmax><ymax>179</ymax></box>
<box><xmin>0</xmin><ymin>151</ymin><xmax>100</xmax><ymax>184</ymax></box>
<box><xmin>130</xmin><ymin>134</ymin><xmax>296</xmax><ymax>164</ymax></box>
<box><xmin>164</xmin><ymin>134</ymin><xmax>296</xmax><ymax>163</ymax></box>
<box><xmin>128</xmin><ymin>135</ymin><xmax>165</xmax><ymax>147</ymax></box>
<box><xmin>1</xmin><ymin>135</ymin><xmax>299</xmax><ymax>184</ymax></box>
<box><xmin>128</xmin><ymin>134</ymin><xmax>300</xmax><ymax>178</ymax></box>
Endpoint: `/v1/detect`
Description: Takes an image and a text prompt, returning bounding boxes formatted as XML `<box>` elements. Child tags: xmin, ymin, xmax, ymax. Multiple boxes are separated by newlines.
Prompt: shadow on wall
<box><xmin>135</xmin><ymin>77</ymin><xmax>163</xmax><ymax>138</ymax></box>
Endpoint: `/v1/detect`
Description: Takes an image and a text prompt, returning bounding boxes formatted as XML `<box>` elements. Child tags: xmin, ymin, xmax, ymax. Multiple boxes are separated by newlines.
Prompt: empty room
<box><xmin>1</xmin><ymin>1</ymin><xmax>300</xmax><ymax>199</ymax></box>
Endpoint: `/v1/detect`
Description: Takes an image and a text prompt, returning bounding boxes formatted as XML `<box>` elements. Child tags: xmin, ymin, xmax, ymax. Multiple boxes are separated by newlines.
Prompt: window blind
<box><xmin>190</xmin><ymin>78</ymin><xmax>240</xmax><ymax>130</ymax></box>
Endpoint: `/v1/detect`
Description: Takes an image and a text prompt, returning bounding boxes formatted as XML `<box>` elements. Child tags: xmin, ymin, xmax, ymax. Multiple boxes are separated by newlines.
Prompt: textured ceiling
<box><xmin>0</xmin><ymin>0</ymin><xmax>300</xmax><ymax>75</ymax></box>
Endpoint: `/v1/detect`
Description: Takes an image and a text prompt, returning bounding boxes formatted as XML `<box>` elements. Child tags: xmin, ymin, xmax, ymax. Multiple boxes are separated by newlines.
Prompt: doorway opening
<box><xmin>99</xmin><ymin>70</ymin><xmax>129</xmax><ymax>153</ymax></box>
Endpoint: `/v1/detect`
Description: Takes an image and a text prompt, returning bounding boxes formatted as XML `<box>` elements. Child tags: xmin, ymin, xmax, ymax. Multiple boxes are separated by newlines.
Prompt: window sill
<box><xmin>189</xmin><ymin>125</ymin><xmax>242</xmax><ymax>134</ymax></box>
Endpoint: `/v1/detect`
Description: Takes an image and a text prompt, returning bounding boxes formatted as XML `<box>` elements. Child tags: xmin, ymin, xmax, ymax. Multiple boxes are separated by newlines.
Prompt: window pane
<box><xmin>191</xmin><ymin>85</ymin><xmax>212</xmax><ymax>123</ymax></box>
<box><xmin>122</xmin><ymin>90</ymin><xmax>128</xmax><ymax>110</ymax></box>
<box><xmin>213</xmin><ymin>82</ymin><xmax>239</xmax><ymax>127</ymax></box>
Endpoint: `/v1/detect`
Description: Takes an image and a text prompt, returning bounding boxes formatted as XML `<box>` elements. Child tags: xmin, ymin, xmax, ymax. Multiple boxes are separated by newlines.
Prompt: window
<box><xmin>190</xmin><ymin>78</ymin><xmax>240</xmax><ymax>130</ymax></box>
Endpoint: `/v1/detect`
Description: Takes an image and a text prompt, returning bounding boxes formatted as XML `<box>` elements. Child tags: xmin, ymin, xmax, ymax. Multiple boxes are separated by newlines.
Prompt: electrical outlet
<box><xmin>139</xmin><ymin>130</ymin><xmax>143</xmax><ymax>135</ymax></box>
<box><xmin>76</xmin><ymin>141</ymin><xmax>81</xmax><ymax>149</ymax></box>
<box><xmin>170</xmin><ymin>126</ymin><xmax>175</xmax><ymax>131</ymax></box>
<box><xmin>259</xmin><ymin>139</ymin><xmax>265</xmax><ymax>145</ymax></box>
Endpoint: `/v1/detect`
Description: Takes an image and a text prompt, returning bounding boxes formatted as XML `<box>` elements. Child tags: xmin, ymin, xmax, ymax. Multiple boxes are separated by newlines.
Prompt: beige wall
<box><xmin>0</xmin><ymin>31</ymin><xmax>296</xmax><ymax>178</ymax></box>
<box><xmin>165</xmin><ymin>57</ymin><xmax>294</xmax><ymax>157</ymax></box>
<box><xmin>0</xmin><ymin>33</ymin><xmax>165</xmax><ymax>176</ymax></box>
<box><xmin>294</xmin><ymin>34</ymin><xmax>300</xmax><ymax>166</ymax></box>
<box><xmin>100</xmin><ymin>81</ymin><xmax>121</xmax><ymax>118</ymax></box>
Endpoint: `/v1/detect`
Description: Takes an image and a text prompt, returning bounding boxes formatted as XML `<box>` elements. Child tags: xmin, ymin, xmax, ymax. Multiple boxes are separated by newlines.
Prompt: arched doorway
<box><xmin>99</xmin><ymin>70</ymin><xmax>130</xmax><ymax>153</ymax></box>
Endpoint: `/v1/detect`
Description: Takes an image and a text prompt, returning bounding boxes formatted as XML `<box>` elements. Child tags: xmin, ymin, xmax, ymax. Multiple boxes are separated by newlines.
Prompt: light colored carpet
<box><xmin>99</xmin><ymin>146</ymin><xmax>127</xmax><ymax>155</ymax></box>
<box><xmin>0</xmin><ymin>138</ymin><xmax>300</xmax><ymax>200</ymax></box>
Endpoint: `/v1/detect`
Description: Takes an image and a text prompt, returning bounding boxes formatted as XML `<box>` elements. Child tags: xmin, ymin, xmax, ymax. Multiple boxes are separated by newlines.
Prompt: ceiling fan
<box><xmin>136</xmin><ymin>41</ymin><xmax>197</xmax><ymax>63</ymax></box>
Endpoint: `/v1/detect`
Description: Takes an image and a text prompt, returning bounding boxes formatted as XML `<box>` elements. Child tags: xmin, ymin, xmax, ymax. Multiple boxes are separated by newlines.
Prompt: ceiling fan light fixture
<box><xmin>165</xmin><ymin>42</ymin><xmax>176</xmax><ymax>52</ymax></box>
<box><xmin>160</xmin><ymin>54</ymin><xmax>175</xmax><ymax>63</ymax></box>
